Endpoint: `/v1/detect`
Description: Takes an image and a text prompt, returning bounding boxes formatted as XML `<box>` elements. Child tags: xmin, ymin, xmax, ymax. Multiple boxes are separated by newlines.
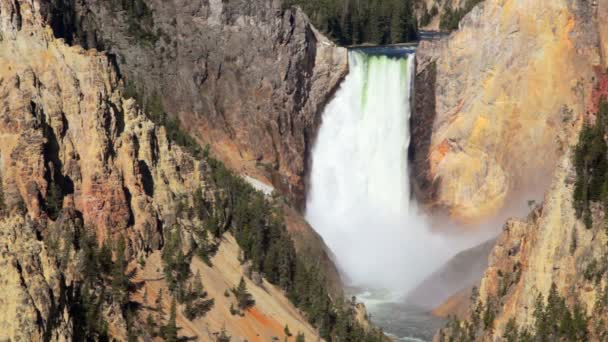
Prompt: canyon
<box><xmin>2</xmin><ymin>0</ymin><xmax>608</xmax><ymax>340</ymax></box>
<box><xmin>0</xmin><ymin>0</ymin><xmax>359</xmax><ymax>340</ymax></box>
<box><xmin>413</xmin><ymin>0</ymin><xmax>608</xmax><ymax>340</ymax></box>
<box><xmin>39</xmin><ymin>0</ymin><xmax>349</xmax><ymax>207</ymax></box>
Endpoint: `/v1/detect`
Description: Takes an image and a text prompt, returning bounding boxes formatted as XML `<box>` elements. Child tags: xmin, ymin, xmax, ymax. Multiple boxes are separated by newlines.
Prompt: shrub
<box><xmin>573</xmin><ymin>100</ymin><xmax>608</xmax><ymax>229</ymax></box>
<box><xmin>233</xmin><ymin>277</ymin><xmax>255</xmax><ymax>310</ymax></box>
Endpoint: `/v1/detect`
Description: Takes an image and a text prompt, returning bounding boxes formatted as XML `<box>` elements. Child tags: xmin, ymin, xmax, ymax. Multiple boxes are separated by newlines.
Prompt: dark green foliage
<box><xmin>44</xmin><ymin>220</ymin><xmax>77</xmax><ymax>272</ymax></box>
<box><xmin>284</xmin><ymin>0</ymin><xmax>418</xmax><ymax>45</ymax></box>
<box><xmin>161</xmin><ymin>230</ymin><xmax>214</xmax><ymax>319</ymax></box>
<box><xmin>111</xmin><ymin>235</ymin><xmax>130</xmax><ymax>308</ymax></box>
<box><xmin>0</xmin><ymin>175</ymin><xmax>6</xmax><ymax>217</ymax></box>
<box><xmin>573</xmin><ymin>100</ymin><xmax>608</xmax><ymax>229</ymax></box>
<box><xmin>43</xmin><ymin>214</ymin><xmax>138</xmax><ymax>341</ymax></box>
<box><xmin>193</xmin><ymin>228</ymin><xmax>216</xmax><ymax>266</ymax></box>
<box><xmin>161</xmin><ymin>229</ymin><xmax>192</xmax><ymax>299</ymax></box>
<box><xmin>229</xmin><ymin>303</ymin><xmax>238</xmax><ymax>316</ymax></box>
<box><xmin>71</xmin><ymin>229</ymin><xmax>111</xmax><ymax>341</ymax></box>
<box><xmin>285</xmin><ymin>260</ymin><xmax>385</xmax><ymax>341</ymax></box>
<box><xmin>570</xmin><ymin>227</ymin><xmax>577</xmax><ymax>255</ymax></box>
<box><xmin>296</xmin><ymin>332</ymin><xmax>306</xmax><ymax>342</ymax></box>
<box><xmin>99</xmin><ymin>241</ymin><xmax>113</xmax><ymax>275</ymax></box>
<box><xmin>107</xmin><ymin>0</ymin><xmax>158</xmax><ymax>45</ymax></box>
<box><xmin>68</xmin><ymin>225</ymin><xmax>135</xmax><ymax>341</ymax></box>
<box><xmin>161</xmin><ymin>298</ymin><xmax>178</xmax><ymax>342</ymax></box>
<box><xmin>420</xmin><ymin>5</ymin><xmax>438</xmax><ymax>27</ymax></box>
<box><xmin>584</xmin><ymin>258</ymin><xmax>607</xmax><ymax>284</ymax></box>
<box><xmin>156</xmin><ymin>289</ymin><xmax>165</xmax><ymax>315</ymax></box>
<box><xmin>46</xmin><ymin>180</ymin><xmax>63</xmax><ymax>220</ymax></box>
<box><xmin>183</xmin><ymin>271</ymin><xmax>214</xmax><ymax>320</ymax></box>
<box><xmin>439</xmin><ymin>0</ymin><xmax>484</xmax><ymax>31</ymax></box>
<box><xmin>482</xmin><ymin>297</ymin><xmax>495</xmax><ymax>331</ymax></box>
<box><xmin>193</xmin><ymin>186</ymin><xmax>211</xmax><ymax>221</ymax></box>
<box><xmin>503</xmin><ymin>318</ymin><xmax>519</xmax><ymax>342</ymax></box>
<box><xmin>330</xmin><ymin>299</ymin><xmax>386</xmax><ymax>342</ymax></box>
<box><xmin>232</xmin><ymin>277</ymin><xmax>255</xmax><ymax>310</ymax></box>
<box><xmin>531</xmin><ymin>284</ymin><xmax>589</xmax><ymax>341</ymax></box>
<box><xmin>204</xmin><ymin>157</ymin><xmax>297</xmax><ymax>290</ymax></box>
<box><xmin>217</xmin><ymin>328</ymin><xmax>231</xmax><ymax>342</ymax></box>
<box><xmin>443</xmin><ymin>283</ymin><xmax>590</xmax><ymax>341</ymax></box>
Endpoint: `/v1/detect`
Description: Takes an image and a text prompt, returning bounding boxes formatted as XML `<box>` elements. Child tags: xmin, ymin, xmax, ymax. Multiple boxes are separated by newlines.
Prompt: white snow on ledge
<box><xmin>243</xmin><ymin>175</ymin><xmax>275</xmax><ymax>196</ymax></box>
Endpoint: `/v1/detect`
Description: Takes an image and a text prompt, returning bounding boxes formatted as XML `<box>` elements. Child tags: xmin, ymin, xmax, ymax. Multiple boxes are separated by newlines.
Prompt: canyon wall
<box><xmin>413</xmin><ymin>0</ymin><xmax>600</xmax><ymax>223</ymax></box>
<box><xmin>437</xmin><ymin>116</ymin><xmax>608</xmax><ymax>339</ymax></box>
<box><xmin>39</xmin><ymin>0</ymin><xmax>348</xmax><ymax>207</ymax></box>
<box><xmin>418</xmin><ymin>0</ymin><xmax>608</xmax><ymax>339</ymax></box>
<box><xmin>0</xmin><ymin>0</ymin><xmax>345</xmax><ymax>339</ymax></box>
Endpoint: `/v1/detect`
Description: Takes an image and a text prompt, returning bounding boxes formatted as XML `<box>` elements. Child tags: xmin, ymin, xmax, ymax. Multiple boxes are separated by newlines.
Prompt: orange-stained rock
<box><xmin>412</xmin><ymin>0</ymin><xmax>601</xmax><ymax>223</ymax></box>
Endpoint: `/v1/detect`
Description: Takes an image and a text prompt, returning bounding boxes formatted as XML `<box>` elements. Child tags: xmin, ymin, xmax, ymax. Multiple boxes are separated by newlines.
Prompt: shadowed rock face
<box><xmin>412</xmin><ymin>0</ymin><xmax>601</xmax><ymax>223</ymax></box>
<box><xmin>38</xmin><ymin>0</ymin><xmax>348</xmax><ymax>208</ymax></box>
<box><xmin>410</xmin><ymin>59</ymin><xmax>439</xmax><ymax>207</ymax></box>
<box><xmin>0</xmin><ymin>1</ymin><xmax>344</xmax><ymax>339</ymax></box>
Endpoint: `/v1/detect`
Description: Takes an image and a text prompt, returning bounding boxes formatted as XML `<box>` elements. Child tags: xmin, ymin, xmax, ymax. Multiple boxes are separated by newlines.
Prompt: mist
<box><xmin>306</xmin><ymin>50</ymin><xmax>497</xmax><ymax>296</ymax></box>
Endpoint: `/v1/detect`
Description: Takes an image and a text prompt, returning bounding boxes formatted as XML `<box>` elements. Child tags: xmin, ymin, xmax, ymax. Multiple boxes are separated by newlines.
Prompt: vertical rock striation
<box><xmin>38</xmin><ymin>0</ymin><xmax>348</xmax><ymax>207</ymax></box>
<box><xmin>412</xmin><ymin>0</ymin><xmax>601</xmax><ymax>223</ymax></box>
<box><xmin>0</xmin><ymin>0</ymin><xmax>343</xmax><ymax>339</ymax></box>
<box><xmin>428</xmin><ymin>1</ymin><xmax>608</xmax><ymax>338</ymax></box>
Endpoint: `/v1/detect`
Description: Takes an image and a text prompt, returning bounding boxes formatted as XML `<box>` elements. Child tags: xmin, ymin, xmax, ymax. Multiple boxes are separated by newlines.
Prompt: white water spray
<box><xmin>306</xmin><ymin>50</ymin><xmax>484</xmax><ymax>295</ymax></box>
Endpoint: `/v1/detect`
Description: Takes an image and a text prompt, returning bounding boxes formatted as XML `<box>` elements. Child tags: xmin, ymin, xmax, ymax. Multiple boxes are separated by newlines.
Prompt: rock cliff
<box><xmin>0</xmin><ymin>0</ymin><xmax>347</xmax><ymax>339</ymax></box>
<box><xmin>39</xmin><ymin>0</ymin><xmax>348</xmax><ymax>207</ymax></box>
<box><xmin>426</xmin><ymin>0</ymin><xmax>608</xmax><ymax>337</ymax></box>
<box><xmin>412</xmin><ymin>0</ymin><xmax>600</xmax><ymax>223</ymax></box>
<box><xmin>436</xmin><ymin>129</ymin><xmax>608</xmax><ymax>340</ymax></box>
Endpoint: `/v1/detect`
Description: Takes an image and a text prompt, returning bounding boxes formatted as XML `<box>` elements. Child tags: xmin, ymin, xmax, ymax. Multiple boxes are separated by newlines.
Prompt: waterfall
<box><xmin>306</xmin><ymin>50</ymin><xmax>458</xmax><ymax>294</ymax></box>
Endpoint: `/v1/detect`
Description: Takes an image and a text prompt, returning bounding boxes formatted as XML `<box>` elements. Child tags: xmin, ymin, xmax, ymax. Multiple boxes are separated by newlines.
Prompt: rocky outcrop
<box><xmin>434</xmin><ymin>27</ymin><xmax>608</xmax><ymax>339</ymax></box>
<box><xmin>0</xmin><ymin>0</ymin><xmax>343</xmax><ymax>339</ymax></box>
<box><xmin>437</xmin><ymin>138</ymin><xmax>608</xmax><ymax>339</ymax></box>
<box><xmin>0</xmin><ymin>216</ymin><xmax>71</xmax><ymax>341</ymax></box>
<box><xmin>412</xmin><ymin>0</ymin><xmax>601</xmax><ymax>222</ymax></box>
<box><xmin>39</xmin><ymin>0</ymin><xmax>348</xmax><ymax>207</ymax></box>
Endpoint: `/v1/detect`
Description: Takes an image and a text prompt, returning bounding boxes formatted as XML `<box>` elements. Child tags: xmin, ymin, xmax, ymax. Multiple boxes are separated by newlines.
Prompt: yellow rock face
<box><xmin>133</xmin><ymin>234</ymin><xmax>319</xmax><ymax>342</ymax></box>
<box><xmin>417</xmin><ymin>0</ymin><xmax>598</xmax><ymax>222</ymax></box>
<box><xmin>0</xmin><ymin>1</ymin><xmax>338</xmax><ymax>340</ymax></box>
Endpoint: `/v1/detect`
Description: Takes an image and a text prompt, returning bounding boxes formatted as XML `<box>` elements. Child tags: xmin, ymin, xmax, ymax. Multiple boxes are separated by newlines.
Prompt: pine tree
<box><xmin>546</xmin><ymin>283</ymin><xmax>563</xmax><ymax>335</ymax></box>
<box><xmin>233</xmin><ymin>277</ymin><xmax>255</xmax><ymax>310</ymax></box>
<box><xmin>503</xmin><ymin>318</ymin><xmax>519</xmax><ymax>342</ymax></box>
<box><xmin>571</xmin><ymin>302</ymin><xmax>589</xmax><ymax>340</ymax></box>
<box><xmin>111</xmin><ymin>235</ymin><xmax>130</xmax><ymax>308</ymax></box>
<box><xmin>366</xmin><ymin>1</ymin><xmax>381</xmax><ymax>44</ymax></box>
<box><xmin>156</xmin><ymin>289</ymin><xmax>164</xmax><ymax>316</ymax></box>
<box><xmin>193</xmin><ymin>270</ymin><xmax>204</xmax><ymax>297</ymax></box>
<box><xmin>0</xmin><ymin>174</ymin><xmax>6</xmax><ymax>217</ymax></box>
<box><xmin>217</xmin><ymin>328</ymin><xmax>231</xmax><ymax>342</ymax></box>
<box><xmin>482</xmin><ymin>297</ymin><xmax>495</xmax><ymax>331</ymax></box>
<box><xmin>46</xmin><ymin>180</ymin><xmax>63</xmax><ymax>219</ymax></box>
<box><xmin>99</xmin><ymin>239</ymin><xmax>113</xmax><ymax>275</ymax></box>
<box><xmin>534</xmin><ymin>293</ymin><xmax>548</xmax><ymax>341</ymax></box>
<box><xmin>164</xmin><ymin>298</ymin><xmax>178</xmax><ymax>342</ymax></box>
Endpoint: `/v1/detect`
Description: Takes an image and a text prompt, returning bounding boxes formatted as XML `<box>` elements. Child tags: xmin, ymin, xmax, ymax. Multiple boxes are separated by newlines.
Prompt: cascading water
<box><xmin>306</xmin><ymin>49</ymin><xmax>472</xmax><ymax>297</ymax></box>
